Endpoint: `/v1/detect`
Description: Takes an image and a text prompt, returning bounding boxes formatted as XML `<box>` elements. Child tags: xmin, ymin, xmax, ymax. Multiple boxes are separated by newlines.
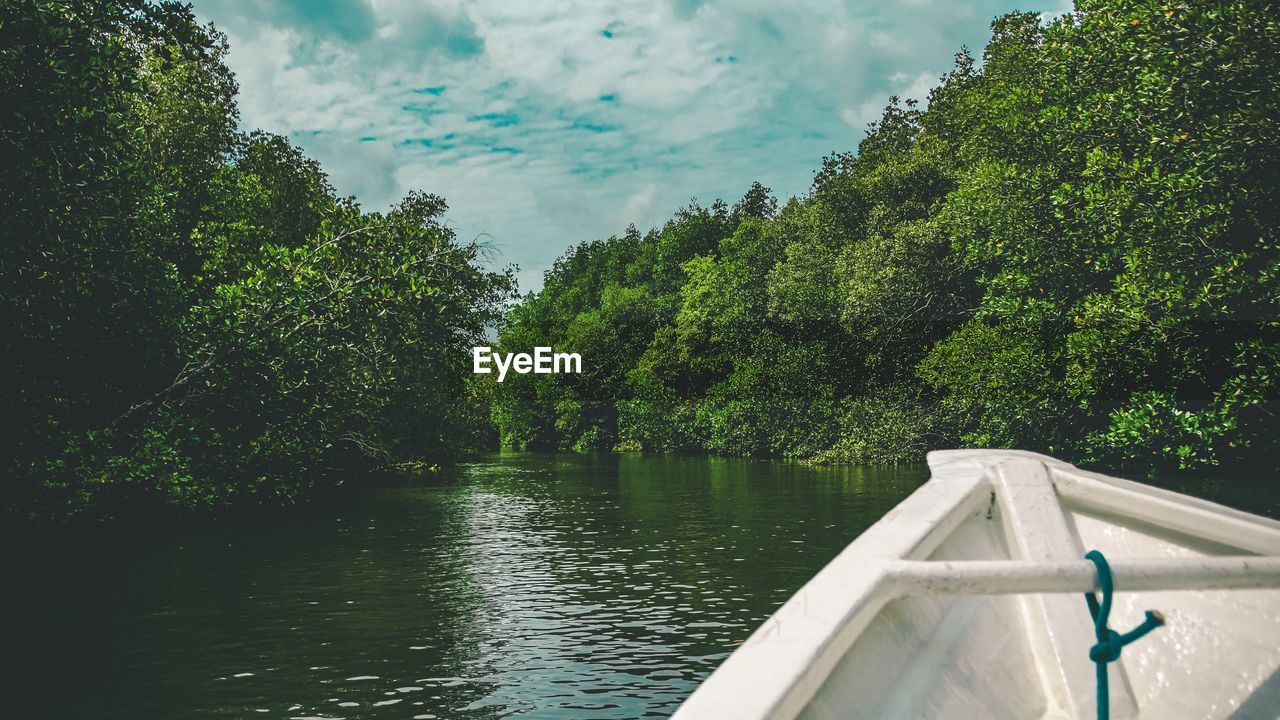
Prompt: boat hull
<box><xmin>671</xmin><ymin>450</ymin><xmax>1280</xmax><ymax>720</ymax></box>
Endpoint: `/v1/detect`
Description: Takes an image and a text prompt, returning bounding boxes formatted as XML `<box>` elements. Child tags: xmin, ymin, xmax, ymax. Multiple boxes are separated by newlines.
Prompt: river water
<box><xmin>5</xmin><ymin>453</ymin><xmax>1276</xmax><ymax>718</ymax></box>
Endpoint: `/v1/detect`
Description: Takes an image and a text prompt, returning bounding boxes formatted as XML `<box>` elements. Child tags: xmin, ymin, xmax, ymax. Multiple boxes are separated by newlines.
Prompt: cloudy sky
<box><xmin>192</xmin><ymin>0</ymin><xmax>1065</xmax><ymax>292</ymax></box>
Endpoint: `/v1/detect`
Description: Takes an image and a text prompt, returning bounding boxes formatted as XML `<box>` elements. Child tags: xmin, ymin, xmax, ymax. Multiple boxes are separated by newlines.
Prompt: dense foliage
<box><xmin>494</xmin><ymin>0</ymin><xmax>1280</xmax><ymax>474</ymax></box>
<box><xmin>1</xmin><ymin>1</ymin><xmax>514</xmax><ymax>520</ymax></box>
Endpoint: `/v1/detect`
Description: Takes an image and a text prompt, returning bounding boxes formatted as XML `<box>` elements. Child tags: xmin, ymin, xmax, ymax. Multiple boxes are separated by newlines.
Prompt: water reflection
<box><xmin>3</xmin><ymin>454</ymin><xmax>930</xmax><ymax>718</ymax></box>
<box><xmin>441</xmin><ymin>454</ymin><xmax>927</xmax><ymax>718</ymax></box>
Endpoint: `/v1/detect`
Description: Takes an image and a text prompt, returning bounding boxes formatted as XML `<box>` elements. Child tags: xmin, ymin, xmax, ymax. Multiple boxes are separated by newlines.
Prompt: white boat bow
<box><xmin>672</xmin><ymin>450</ymin><xmax>1280</xmax><ymax>720</ymax></box>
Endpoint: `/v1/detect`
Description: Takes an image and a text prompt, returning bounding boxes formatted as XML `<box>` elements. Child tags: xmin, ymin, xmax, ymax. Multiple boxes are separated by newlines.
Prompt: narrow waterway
<box><xmin>4</xmin><ymin>453</ymin><xmax>1275</xmax><ymax>718</ymax></box>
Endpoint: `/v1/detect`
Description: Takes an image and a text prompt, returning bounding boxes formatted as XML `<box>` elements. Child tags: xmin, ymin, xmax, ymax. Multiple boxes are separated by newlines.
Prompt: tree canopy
<box><xmin>493</xmin><ymin>0</ymin><xmax>1280</xmax><ymax>475</ymax></box>
<box><xmin>1</xmin><ymin>0</ymin><xmax>514</xmax><ymax>521</ymax></box>
<box><xmin>5</xmin><ymin>0</ymin><xmax>1277</xmax><ymax>523</ymax></box>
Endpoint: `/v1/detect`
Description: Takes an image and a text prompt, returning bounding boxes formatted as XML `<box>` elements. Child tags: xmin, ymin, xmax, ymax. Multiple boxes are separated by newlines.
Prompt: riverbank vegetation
<box><xmin>5</xmin><ymin>1</ymin><xmax>1277</xmax><ymax>522</ymax></box>
<box><xmin>1</xmin><ymin>1</ymin><xmax>514</xmax><ymax>521</ymax></box>
<box><xmin>493</xmin><ymin>0</ymin><xmax>1280</xmax><ymax>474</ymax></box>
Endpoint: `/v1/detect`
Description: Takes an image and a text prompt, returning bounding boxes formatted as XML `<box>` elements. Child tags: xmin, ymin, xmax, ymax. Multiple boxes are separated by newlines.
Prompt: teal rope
<box><xmin>1083</xmin><ymin>550</ymin><xmax>1165</xmax><ymax>720</ymax></box>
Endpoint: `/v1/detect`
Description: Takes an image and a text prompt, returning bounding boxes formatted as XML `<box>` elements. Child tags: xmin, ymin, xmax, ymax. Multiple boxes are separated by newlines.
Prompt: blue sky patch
<box><xmin>192</xmin><ymin>0</ymin><xmax>1066</xmax><ymax>292</ymax></box>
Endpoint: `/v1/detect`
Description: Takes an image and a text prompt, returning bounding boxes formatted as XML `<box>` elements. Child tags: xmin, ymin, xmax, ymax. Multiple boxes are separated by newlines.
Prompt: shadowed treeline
<box><xmin>0</xmin><ymin>1</ymin><xmax>515</xmax><ymax>521</ymax></box>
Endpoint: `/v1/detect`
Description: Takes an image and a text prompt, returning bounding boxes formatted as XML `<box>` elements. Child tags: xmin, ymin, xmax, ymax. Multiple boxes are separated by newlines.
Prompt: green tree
<box><xmin>1</xmin><ymin>2</ymin><xmax>515</xmax><ymax>520</ymax></box>
<box><xmin>489</xmin><ymin>0</ymin><xmax>1280</xmax><ymax>475</ymax></box>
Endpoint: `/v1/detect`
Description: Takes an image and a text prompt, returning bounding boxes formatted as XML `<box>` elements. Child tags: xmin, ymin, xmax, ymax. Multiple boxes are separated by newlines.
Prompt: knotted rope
<box><xmin>1083</xmin><ymin>549</ymin><xmax>1165</xmax><ymax>720</ymax></box>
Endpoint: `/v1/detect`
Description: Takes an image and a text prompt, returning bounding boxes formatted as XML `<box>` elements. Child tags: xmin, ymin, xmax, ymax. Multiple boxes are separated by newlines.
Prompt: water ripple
<box><xmin>3</xmin><ymin>454</ymin><xmax>927</xmax><ymax>719</ymax></box>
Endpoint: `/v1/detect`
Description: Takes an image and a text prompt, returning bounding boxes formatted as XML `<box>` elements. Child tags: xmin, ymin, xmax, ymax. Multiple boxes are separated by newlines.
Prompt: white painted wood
<box><xmin>670</xmin><ymin>450</ymin><xmax>993</xmax><ymax>720</ymax></box>
<box><xmin>1053</xmin><ymin>468</ymin><xmax>1280</xmax><ymax>556</ymax></box>
<box><xmin>991</xmin><ymin>458</ymin><xmax>1124</xmax><ymax>719</ymax></box>
<box><xmin>1068</xmin><ymin>510</ymin><xmax>1280</xmax><ymax>719</ymax></box>
<box><xmin>888</xmin><ymin>557</ymin><xmax>1280</xmax><ymax>595</ymax></box>
<box><xmin>671</xmin><ymin>450</ymin><xmax>1280</xmax><ymax>720</ymax></box>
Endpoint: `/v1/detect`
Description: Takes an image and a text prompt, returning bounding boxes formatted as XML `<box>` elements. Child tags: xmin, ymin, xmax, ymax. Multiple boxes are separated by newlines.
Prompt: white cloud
<box><xmin>193</xmin><ymin>0</ymin><xmax>1046</xmax><ymax>292</ymax></box>
<box><xmin>622</xmin><ymin>183</ymin><xmax>659</xmax><ymax>227</ymax></box>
